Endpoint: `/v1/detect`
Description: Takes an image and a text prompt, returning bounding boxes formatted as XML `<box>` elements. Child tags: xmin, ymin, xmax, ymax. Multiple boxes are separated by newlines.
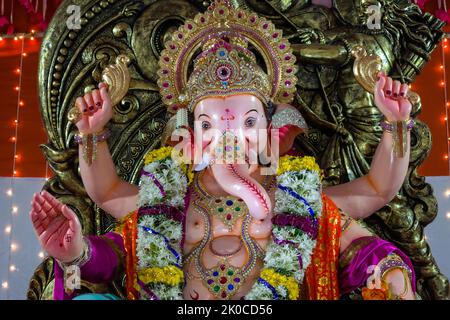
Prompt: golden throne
<box><xmin>27</xmin><ymin>0</ymin><xmax>449</xmax><ymax>300</ymax></box>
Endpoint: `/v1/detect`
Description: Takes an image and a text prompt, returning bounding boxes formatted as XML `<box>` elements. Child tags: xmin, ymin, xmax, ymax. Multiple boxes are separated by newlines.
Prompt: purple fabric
<box><xmin>271</xmin><ymin>213</ymin><xmax>318</xmax><ymax>239</ymax></box>
<box><xmin>339</xmin><ymin>236</ymin><xmax>416</xmax><ymax>295</ymax></box>
<box><xmin>53</xmin><ymin>232</ymin><xmax>125</xmax><ymax>300</ymax></box>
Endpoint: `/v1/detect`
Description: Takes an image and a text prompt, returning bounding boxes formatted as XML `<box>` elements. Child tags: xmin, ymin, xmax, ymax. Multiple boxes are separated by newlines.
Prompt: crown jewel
<box><xmin>185</xmin><ymin>37</ymin><xmax>271</xmax><ymax>111</ymax></box>
<box><xmin>157</xmin><ymin>0</ymin><xmax>298</xmax><ymax>114</ymax></box>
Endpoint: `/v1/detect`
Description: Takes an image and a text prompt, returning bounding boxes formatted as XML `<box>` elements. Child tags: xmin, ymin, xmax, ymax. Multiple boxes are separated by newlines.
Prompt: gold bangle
<box><xmin>340</xmin><ymin>211</ymin><xmax>353</xmax><ymax>233</ymax></box>
<box><xmin>380</xmin><ymin>118</ymin><xmax>414</xmax><ymax>158</ymax></box>
<box><xmin>74</xmin><ymin>129</ymin><xmax>111</xmax><ymax>166</ymax></box>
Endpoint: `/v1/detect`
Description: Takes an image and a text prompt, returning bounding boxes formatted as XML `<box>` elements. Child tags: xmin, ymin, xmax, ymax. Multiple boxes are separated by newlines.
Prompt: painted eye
<box><xmin>245</xmin><ymin>117</ymin><xmax>256</xmax><ymax>128</ymax></box>
<box><xmin>201</xmin><ymin>121</ymin><xmax>211</xmax><ymax>130</ymax></box>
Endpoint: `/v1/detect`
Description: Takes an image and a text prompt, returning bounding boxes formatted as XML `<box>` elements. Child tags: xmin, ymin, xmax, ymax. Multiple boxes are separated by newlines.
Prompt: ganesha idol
<box><xmin>30</xmin><ymin>1</ymin><xmax>418</xmax><ymax>300</ymax></box>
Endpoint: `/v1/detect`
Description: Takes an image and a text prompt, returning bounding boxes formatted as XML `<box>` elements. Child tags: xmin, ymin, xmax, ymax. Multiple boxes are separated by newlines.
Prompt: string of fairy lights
<box><xmin>441</xmin><ymin>34</ymin><xmax>450</xmax><ymax>220</ymax></box>
<box><xmin>442</xmin><ymin>35</ymin><xmax>450</xmax><ymax>175</ymax></box>
<box><xmin>1</xmin><ymin>31</ymin><xmax>48</xmax><ymax>296</ymax></box>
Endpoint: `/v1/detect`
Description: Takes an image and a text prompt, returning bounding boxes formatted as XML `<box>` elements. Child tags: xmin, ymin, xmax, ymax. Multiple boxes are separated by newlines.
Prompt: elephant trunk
<box><xmin>210</xmin><ymin>163</ymin><xmax>271</xmax><ymax>220</ymax></box>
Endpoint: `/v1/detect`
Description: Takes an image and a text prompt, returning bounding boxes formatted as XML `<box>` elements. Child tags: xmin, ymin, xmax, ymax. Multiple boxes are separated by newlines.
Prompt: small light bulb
<box><xmin>14</xmin><ymin>86</ymin><xmax>19</xmax><ymax>91</ymax></box>
<box><xmin>19</xmin><ymin>101</ymin><xmax>24</xmax><ymax>106</ymax></box>
<box><xmin>445</xmin><ymin>155</ymin><xmax>449</xmax><ymax>160</ymax></box>
<box><xmin>446</xmin><ymin>212</ymin><xmax>450</xmax><ymax>219</ymax></box>
<box><xmin>19</xmin><ymin>35</ymin><xmax>23</xmax><ymax>40</ymax></box>
<box><xmin>30</xmin><ymin>36</ymin><xmax>34</xmax><ymax>41</ymax></box>
<box><xmin>6</xmin><ymin>189</ymin><xmax>13</xmax><ymax>196</ymax></box>
<box><xmin>1</xmin><ymin>282</ymin><xmax>8</xmax><ymax>289</ymax></box>
<box><xmin>10</xmin><ymin>243</ymin><xmax>17</xmax><ymax>251</ymax></box>
<box><xmin>12</xmin><ymin>206</ymin><xmax>18</xmax><ymax>214</ymax></box>
<box><xmin>440</xmin><ymin>81</ymin><xmax>445</xmax><ymax>86</ymax></box>
<box><xmin>9</xmin><ymin>265</ymin><xmax>16</xmax><ymax>272</ymax></box>
<box><xmin>440</xmin><ymin>65</ymin><xmax>444</xmax><ymax>69</ymax></box>
<box><xmin>445</xmin><ymin>189</ymin><xmax>450</xmax><ymax>197</ymax></box>
<box><xmin>22</xmin><ymin>53</ymin><xmax>27</xmax><ymax>57</ymax></box>
<box><xmin>38</xmin><ymin>252</ymin><xmax>45</xmax><ymax>259</ymax></box>
<box><xmin>0</xmin><ymin>37</ymin><xmax>3</xmax><ymax>41</ymax></box>
<box><xmin>5</xmin><ymin>225</ymin><xmax>11</xmax><ymax>234</ymax></box>
<box><xmin>14</xmin><ymin>37</ymin><xmax>18</xmax><ymax>41</ymax></box>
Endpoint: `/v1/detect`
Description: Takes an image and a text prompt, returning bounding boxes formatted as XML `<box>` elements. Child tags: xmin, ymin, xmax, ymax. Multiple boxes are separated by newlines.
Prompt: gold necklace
<box><xmin>194</xmin><ymin>172</ymin><xmax>247</xmax><ymax>231</ymax></box>
<box><xmin>194</xmin><ymin>170</ymin><xmax>275</xmax><ymax>230</ymax></box>
<box><xmin>184</xmin><ymin>169</ymin><xmax>275</xmax><ymax>299</ymax></box>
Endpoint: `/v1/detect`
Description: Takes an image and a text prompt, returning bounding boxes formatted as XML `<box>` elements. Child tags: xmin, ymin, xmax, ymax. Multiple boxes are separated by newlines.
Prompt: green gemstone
<box><xmin>214</xmin><ymin>285</ymin><xmax>220</xmax><ymax>292</ymax></box>
<box><xmin>218</xmin><ymin>207</ymin><xmax>224</xmax><ymax>212</ymax></box>
<box><xmin>227</xmin><ymin>270</ymin><xmax>234</xmax><ymax>276</ymax></box>
<box><xmin>235</xmin><ymin>207</ymin><xmax>241</xmax><ymax>211</ymax></box>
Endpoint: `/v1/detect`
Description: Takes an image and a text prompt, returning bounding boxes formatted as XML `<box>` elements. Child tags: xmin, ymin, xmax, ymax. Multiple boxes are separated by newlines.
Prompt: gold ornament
<box><xmin>351</xmin><ymin>45</ymin><xmax>419</xmax><ymax>105</ymax></box>
<box><xmin>157</xmin><ymin>0</ymin><xmax>298</xmax><ymax>115</ymax></box>
<box><xmin>67</xmin><ymin>54</ymin><xmax>131</xmax><ymax>124</ymax></box>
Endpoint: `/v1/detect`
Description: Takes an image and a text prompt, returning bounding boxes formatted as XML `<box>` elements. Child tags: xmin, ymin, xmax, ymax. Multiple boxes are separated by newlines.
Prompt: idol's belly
<box><xmin>183</xmin><ymin>210</ymin><xmax>272</xmax><ymax>300</ymax></box>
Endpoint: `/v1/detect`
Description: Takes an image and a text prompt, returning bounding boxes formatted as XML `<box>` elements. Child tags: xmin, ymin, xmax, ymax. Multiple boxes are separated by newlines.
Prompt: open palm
<box><xmin>30</xmin><ymin>191</ymin><xmax>83</xmax><ymax>263</ymax></box>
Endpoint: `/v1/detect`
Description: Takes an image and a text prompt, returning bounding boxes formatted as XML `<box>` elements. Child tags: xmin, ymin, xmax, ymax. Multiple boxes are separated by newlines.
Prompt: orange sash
<box><xmin>304</xmin><ymin>193</ymin><xmax>341</xmax><ymax>300</ymax></box>
<box><xmin>116</xmin><ymin>210</ymin><xmax>139</xmax><ymax>300</ymax></box>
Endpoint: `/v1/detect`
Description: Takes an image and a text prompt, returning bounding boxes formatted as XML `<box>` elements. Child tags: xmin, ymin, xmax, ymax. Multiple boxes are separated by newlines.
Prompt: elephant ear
<box><xmin>270</xmin><ymin>104</ymin><xmax>307</xmax><ymax>155</ymax></box>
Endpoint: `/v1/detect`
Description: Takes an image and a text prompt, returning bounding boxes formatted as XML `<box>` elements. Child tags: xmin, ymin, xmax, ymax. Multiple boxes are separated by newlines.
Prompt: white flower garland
<box><xmin>135</xmin><ymin>150</ymin><xmax>322</xmax><ymax>300</ymax></box>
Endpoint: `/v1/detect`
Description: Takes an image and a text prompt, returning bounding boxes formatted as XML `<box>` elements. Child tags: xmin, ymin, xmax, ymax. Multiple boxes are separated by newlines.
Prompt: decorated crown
<box><xmin>157</xmin><ymin>0</ymin><xmax>298</xmax><ymax>118</ymax></box>
<box><xmin>183</xmin><ymin>36</ymin><xmax>272</xmax><ymax>112</ymax></box>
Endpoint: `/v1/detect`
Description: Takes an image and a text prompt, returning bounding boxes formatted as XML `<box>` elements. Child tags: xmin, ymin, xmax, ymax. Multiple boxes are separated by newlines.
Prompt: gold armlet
<box><xmin>380</xmin><ymin>118</ymin><xmax>414</xmax><ymax>158</ymax></box>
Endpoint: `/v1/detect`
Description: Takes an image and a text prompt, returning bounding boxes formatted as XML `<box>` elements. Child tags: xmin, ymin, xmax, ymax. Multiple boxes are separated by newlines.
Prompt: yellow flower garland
<box><xmin>138</xmin><ymin>266</ymin><xmax>184</xmax><ymax>287</ymax></box>
<box><xmin>276</xmin><ymin>155</ymin><xmax>321</xmax><ymax>178</ymax></box>
<box><xmin>260</xmin><ymin>268</ymin><xmax>300</xmax><ymax>300</ymax></box>
<box><xmin>144</xmin><ymin>146</ymin><xmax>174</xmax><ymax>164</ymax></box>
<box><xmin>143</xmin><ymin>146</ymin><xmax>194</xmax><ymax>184</ymax></box>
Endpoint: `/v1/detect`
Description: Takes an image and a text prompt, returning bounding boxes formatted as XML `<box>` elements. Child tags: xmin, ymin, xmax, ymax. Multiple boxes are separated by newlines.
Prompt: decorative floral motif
<box><xmin>134</xmin><ymin>147</ymin><xmax>322</xmax><ymax>300</ymax></box>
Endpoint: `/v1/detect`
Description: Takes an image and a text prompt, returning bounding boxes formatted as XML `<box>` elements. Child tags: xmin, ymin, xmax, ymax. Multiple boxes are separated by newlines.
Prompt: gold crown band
<box><xmin>157</xmin><ymin>0</ymin><xmax>298</xmax><ymax>114</ymax></box>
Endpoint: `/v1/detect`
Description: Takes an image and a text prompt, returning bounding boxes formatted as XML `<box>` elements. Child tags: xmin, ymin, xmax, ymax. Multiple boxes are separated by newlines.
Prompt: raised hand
<box><xmin>30</xmin><ymin>191</ymin><xmax>83</xmax><ymax>263</ymax></box>
<box><xmin>374</xmin><ymin>71</ymin><xmax>412</xmax><ymax>122</ymax></box>
<box><xmin>75</xmin><ymin>82</ymin><xmax>113</xmax><ymax>134</ymax></box>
